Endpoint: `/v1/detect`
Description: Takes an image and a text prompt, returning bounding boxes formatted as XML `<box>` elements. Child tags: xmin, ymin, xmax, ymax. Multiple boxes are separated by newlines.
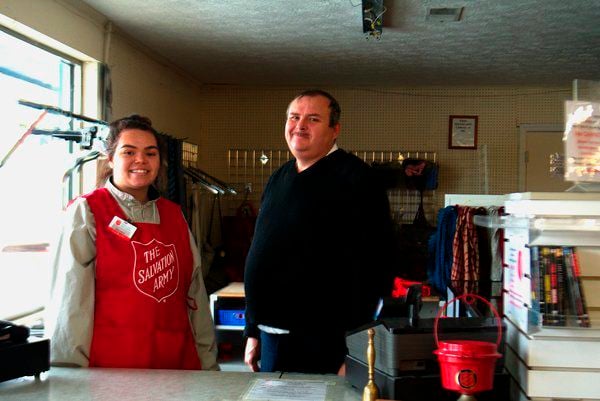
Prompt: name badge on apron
<box><xmin>108</xmin><ymin>216</ymin><xmax>137</xmax><ymax>239</ymax></box>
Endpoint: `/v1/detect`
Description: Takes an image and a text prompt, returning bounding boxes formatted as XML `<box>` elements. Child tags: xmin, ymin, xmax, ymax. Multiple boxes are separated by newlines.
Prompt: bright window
<box><xmin>0</xmin><ymin>28</ymin><xmax>86</xmax><ymax>320</ymax></box>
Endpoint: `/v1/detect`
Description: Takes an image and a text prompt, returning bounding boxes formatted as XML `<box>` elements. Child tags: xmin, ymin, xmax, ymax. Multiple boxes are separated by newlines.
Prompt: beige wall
<box><xmin>1</xmin><ymin>1</ymin><xmax>572</xmax><ymax>214</ymax></box>
<box><xmin>106</xmin><ymin>31</ymin><xmax>204</xmax><ymax>137</ymax></box>
<box><xmin>0</xmin><ymin>0</ymin><xmax>105</xmax><ymax>61</ymax></box>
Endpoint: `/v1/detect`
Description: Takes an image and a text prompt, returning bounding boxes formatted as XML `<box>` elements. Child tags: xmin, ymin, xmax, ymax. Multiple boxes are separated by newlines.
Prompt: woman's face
<box><xmin>109</xmin><ymin>129</ymin><xmax>160</xmax><ymax>201</ymax></box>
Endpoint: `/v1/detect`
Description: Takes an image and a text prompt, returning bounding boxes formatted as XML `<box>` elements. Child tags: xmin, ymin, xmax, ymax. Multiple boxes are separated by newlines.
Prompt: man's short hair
<box><xmin>288</xmin><ymin>89</ymin><xmax>341</xmax><ymax>127</ymax></box>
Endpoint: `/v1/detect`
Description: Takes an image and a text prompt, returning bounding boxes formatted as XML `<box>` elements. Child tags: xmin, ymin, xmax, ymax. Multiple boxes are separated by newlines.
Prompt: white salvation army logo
<box><xmin>131</xmin><ymin>239</ymin><xmax>180</xmax><ymax>302</ymax></box>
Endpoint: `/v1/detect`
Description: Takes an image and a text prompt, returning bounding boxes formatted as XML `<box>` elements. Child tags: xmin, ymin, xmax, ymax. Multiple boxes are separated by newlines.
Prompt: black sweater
<box><xmin>244</xmin><ymin>149</ymin><xmax>394</xmax><ymax>338</ymax></box>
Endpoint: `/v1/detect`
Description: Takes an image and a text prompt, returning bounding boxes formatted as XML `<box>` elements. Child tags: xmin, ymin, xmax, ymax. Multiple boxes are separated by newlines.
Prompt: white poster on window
<box><xmin>564</xmin><ymin>101</ymin><xmax>600</xmax><ymax>182</ymax></box>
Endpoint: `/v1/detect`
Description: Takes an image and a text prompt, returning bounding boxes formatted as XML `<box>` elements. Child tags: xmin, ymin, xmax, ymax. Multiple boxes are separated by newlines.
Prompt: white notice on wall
<box><xmin>564</xmin><ymin>100</ymin><xmax>600</xmax><ymax>182</ymax></box>
<box><xmin>243</xmin><ymin>379</ymin><xmax>328</xmax><ymax>401</ymax></box>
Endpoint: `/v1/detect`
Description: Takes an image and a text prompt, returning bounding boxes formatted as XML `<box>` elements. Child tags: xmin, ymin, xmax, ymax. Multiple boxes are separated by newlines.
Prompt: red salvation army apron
<box><xmin>84</xmin><ymin>188</ymin><xmax>201</xmax><ymax>369</ymax></box>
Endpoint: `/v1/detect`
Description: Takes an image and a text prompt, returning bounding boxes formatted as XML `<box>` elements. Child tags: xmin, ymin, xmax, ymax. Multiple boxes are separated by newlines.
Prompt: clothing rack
<box><xmin>184</xmin><ymin>167</ymin><xmax>237</xmax><ymax>195</ymax></box>
<box><xmin>182</xmin><ymin>167</ymin><xmax>237</xmax><ymax>280</ymax></box>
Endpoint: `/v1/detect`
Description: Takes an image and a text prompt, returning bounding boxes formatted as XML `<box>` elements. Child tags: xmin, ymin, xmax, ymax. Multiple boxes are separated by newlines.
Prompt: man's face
<box><xmin>285</xmin><ymin>95</ymin><xmax>340</xmax><ymax>169</ymax></box>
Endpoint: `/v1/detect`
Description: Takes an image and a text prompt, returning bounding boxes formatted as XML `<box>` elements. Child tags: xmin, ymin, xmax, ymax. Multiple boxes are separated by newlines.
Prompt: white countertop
<box><xmin>0</xmin><ymin>367</ymin><xmax>363</xmax><ymax>401</ymax></box>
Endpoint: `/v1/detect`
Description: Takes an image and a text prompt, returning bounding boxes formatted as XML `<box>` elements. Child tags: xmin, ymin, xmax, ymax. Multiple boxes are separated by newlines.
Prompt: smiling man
<box><xmin>284</xmin><ymin>92</ymin><xmax>340</xmax><ymax>171</ymax></box>
<box><xmin>243</xmin><ymin>89</ymin><xmax>395</xmax><ymax>374</ymax></box>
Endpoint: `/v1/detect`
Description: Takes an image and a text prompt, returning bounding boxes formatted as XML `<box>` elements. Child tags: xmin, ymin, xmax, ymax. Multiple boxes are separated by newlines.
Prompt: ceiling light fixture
<box><xmin>362</xmin><ymin>0</ymin><xmax>386</xmax><ymax>40</ymax></box>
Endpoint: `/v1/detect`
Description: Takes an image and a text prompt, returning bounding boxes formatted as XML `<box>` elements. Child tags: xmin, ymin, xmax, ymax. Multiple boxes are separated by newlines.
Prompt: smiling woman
<box><xmin>107</xmin><ymin>126</ymin><xmax>161</xmax><ymax>201</ymax></box>
<box><xmin>44</xmin><ymin>114</ymin><xmax>219</xmax><ymax>370</ymax></box>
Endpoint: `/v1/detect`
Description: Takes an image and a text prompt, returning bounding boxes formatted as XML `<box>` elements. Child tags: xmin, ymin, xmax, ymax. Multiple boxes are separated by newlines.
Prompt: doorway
<box><xmin>518</xmin><ymin>124</ymin><xmax>571</xmax><ymax>192</ymax></box>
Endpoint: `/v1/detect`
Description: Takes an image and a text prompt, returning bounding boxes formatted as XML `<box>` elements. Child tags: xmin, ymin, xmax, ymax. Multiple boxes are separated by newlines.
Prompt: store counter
<box><xmin>0</xmin><ymin>367</ymin><xmax>363</xmax><ymax>401</ymax></box>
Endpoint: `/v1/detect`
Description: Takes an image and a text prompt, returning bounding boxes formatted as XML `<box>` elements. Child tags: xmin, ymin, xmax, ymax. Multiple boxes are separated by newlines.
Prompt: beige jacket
<box><xmin>44</xmin><ymin>179</ymin><xmax>219</xmax><ymax>370</ymax></box>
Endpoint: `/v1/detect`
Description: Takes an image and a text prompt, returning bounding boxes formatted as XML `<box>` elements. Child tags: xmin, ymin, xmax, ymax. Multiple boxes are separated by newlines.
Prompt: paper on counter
<box><xmin>243</xmin><ymin>379</ymin><xmax>328</xmax><ymax>401</ymax></box>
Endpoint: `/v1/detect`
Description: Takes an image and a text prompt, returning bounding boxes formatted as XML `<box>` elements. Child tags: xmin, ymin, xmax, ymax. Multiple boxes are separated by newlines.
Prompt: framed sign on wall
<box><xmin>449</xmin><ymin>115</ymin><xmax>478</xmax><ymax>149</ymax></box>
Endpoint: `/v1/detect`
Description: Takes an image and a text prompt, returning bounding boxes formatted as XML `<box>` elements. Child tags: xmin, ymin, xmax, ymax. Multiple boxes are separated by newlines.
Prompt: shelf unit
<box><xmin>209</xmin><ymin>282</ymin><xmax>246</xmax><ymax>332</ymax></box>
<box><xmin>481</xmin><ymin>192</ymin><xmax>600</xmax><ymax>401</ymax></box>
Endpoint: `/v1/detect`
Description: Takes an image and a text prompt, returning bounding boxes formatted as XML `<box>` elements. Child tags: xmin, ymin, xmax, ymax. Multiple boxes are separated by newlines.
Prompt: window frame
<box><xmin>0</xmin><ymin>25</ymin><xmax>86</xmax><ymax>321</ymax></box>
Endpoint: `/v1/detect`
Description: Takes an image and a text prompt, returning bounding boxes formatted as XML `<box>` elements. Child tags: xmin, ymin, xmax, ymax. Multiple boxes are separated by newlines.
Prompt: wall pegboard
<box><xmin>197</xmin><ymin>85</ymin><xmax>571</xmax><ymax>218</ymax></box>
<box><xmin>226</xmin><ymin>148</ymin><xmax>437</xmax><ymax>225</ymax></box>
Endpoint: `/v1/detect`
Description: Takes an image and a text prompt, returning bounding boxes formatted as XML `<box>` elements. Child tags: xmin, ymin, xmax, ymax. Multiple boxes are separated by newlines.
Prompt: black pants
<box><xmin>259</xmin><ymin>330</ymin><xmax>347</xmax><ymax>374</ymax></box>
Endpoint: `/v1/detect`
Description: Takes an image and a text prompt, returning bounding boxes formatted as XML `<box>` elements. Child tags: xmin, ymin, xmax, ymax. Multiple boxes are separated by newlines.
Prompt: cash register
<box><xmin>0</xmin><ymin>320</ymin><xmax>50</xmax><ymax>382</ymax></box>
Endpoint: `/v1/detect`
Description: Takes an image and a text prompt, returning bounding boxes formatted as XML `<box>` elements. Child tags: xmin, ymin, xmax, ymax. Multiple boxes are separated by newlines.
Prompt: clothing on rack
<box><xmin>451</xmin><ymin>206</ymin><xmax>483</xmax><ymax>295</ymax></box>
<box><xmin>428</xmin><ymin>205</ymin><xmax>494</xmax><ymax>298</ymax></box>
<box><xmin>427</xmin><ymin>205</ymin><xmax>458</xmax><ymax>294</ymax></box>
<box><xmin>481</xmin><ymin>205</ymin><xmax>505</xmax><ymax>316</ymax></box>
<box><xmin>182</xmin><ymin>166</ymin><xmax>239</xmax><ymax>294</ymax></box>
<box><xmin>487</xmin><ymin>206</ymin><xmax>504</xmax><ymax>288</ymax></box>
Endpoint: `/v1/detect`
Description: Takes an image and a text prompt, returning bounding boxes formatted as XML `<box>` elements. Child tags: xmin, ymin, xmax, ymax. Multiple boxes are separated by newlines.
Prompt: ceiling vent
<box><xmin>426</xmin><ymin>7</ymin><xmax>464</xmax><ymax>22</ymax></box>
